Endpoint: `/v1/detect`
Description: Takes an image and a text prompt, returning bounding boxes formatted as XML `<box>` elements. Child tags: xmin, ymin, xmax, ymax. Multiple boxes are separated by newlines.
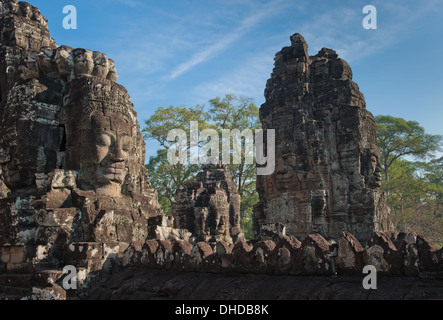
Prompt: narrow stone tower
<box><xmin>254</xmin><ymin>33</ymin><xmax>394</xmax><ymax>241</ymax></box>
<box><xmin>172</xmin><ymin>163</ymin><xmax>244</xmax><ymax>244</ymax></box>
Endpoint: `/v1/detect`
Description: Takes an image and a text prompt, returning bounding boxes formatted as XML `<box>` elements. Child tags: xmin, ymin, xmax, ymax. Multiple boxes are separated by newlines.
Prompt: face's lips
<box><xmin>100</xmin><ymin>162</ymin><xmax>126</xmax><ymax>170</ymax></box>
<box><xmin>100</xmin><ymin>161</ymin><xmax>125</xmax><ymax>168</ymax></box>
<box><xmin>373</xmin><ymin>171</ymin><xmax>382</xmax><ymax>180</ymax></box>
<box><xmin>98</xmin><ymin>162</ymin><xmax>128</xmax><ymax>183</ymax></box>
<box><xmin>102</xmin><ymin>168</ymin><xmax>124</xmax><ymax>175</ymax></box>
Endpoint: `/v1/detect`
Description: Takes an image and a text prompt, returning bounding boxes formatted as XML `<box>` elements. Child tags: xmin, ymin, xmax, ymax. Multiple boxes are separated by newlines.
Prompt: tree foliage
<box><xmin>145</xmin><ymin>149</ymin><xmax>199</xmax><ymax>215</ymax></box>
<box><xmin>143</xmin><ymin>95</ymin><xmax>260</xmax><ymax>238</ymax></box>
<box><xmin>143</xmin><ymin>105</ymin><xmax>212</xmax><ymax>215</ymax></box>
<box><xmin>208</xmin><ymin>95</ymin><xmax>261</xmax><ymax>197</ymax></box>
<box><xmin>377</xmin><ymin>116</ymin><xmax>443</xmax><ymax>247</ymax></box>
<box><xmin>143</xmin><ymin>105</ymin><xmax>211</xmax><ymax>149</ymax></box>
<box><xmin>376</xmin><ymin>115</ymin><xmax>442</xmax><ymax>180</ymax></box>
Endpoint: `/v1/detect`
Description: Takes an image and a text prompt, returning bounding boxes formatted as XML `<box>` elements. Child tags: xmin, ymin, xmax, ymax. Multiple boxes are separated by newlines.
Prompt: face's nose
<box><xmin>374</xmin><ymin>162</ymin><xmax>381</xmax><ymax>172</ymax></box>
<box><xmin>109</xmin><ymin>141</ymin><xmax>127</xmax><ymax>163</ymax></box>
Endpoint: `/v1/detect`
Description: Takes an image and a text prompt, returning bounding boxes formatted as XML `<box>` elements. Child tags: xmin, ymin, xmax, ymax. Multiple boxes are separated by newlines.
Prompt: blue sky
<box><xmin>29</xmin><ymin>0</ymin><xmax>443</xmax><ymax>159</ymax></box>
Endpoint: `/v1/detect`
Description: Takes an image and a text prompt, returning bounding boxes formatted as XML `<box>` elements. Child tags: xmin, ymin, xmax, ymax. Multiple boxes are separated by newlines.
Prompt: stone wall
<box><xmin>121</xmin><ymin>231</ymin><xmax>443</xmax><ymax>277</ymax></box>
<box><xmin>1</xmin><ymin>228</ymin><xmax>442</xmax><ymax>299</ymax></box>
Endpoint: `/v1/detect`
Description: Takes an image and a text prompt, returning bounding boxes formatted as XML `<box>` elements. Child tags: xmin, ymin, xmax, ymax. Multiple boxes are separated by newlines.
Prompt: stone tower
<box><xmin>172</xmin><ymin>163</ymin><xmax>244</xmax><ymax>244</ymax></box>
<box><xmin>0</xmin><ymin>0</ymin><xmax>165</xmax><ymax>297</ymax></box>
<box><xmin>254</xmin><ymin>33</ymin><xmax>393</xmax><ymax>241</ymax></box>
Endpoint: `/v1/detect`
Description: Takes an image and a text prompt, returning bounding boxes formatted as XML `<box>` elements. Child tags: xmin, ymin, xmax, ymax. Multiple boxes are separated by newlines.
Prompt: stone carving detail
<box><xmin>172</xmin><ymin>163</ymin><xmax>244</xmax><ymax>244</ymax></box>
<box><xmin>0</xmin><ymin>0</ymin><xmax>167</xmax><ymax>295</ymax></box>
<box><xmin>120</xmin><ymin>231</ymin><xmax>443</xmax><ymax>279</ymax></box>
<box><xmin>254</xmin><ymin>33</ymin><xmax>394</xmax><ymax>241</ymax></box>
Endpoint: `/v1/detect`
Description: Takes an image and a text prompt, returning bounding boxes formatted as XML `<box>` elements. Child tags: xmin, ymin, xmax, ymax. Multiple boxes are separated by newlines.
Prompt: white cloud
<box><xmin>296</xmin><ymin>1</ymin><xmax>442</xmax><ymax>63</ymax></box>
<box><xmin>165</xmin><ymin>0</ymin><xmax>289</xmax><ymax>80</ymax></box>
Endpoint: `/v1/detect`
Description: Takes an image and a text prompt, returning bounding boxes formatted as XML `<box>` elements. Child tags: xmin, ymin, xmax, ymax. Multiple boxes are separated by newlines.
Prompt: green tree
<box><xmin>146</xmin><ymin>149</ymin><xmax>199</xmax><ymax>215</ymax></box>
<box><xmin>417</xmin><ymin>157</ymin><xmax>443</xmax><ymax>218</ymax></box>
<box><xmin>143</xmin><ymin>105</ymin><xmax>210</xmax><ymax>149</ymax></box>
<box><xmin>143</xmin><ymin>95</ymin><xmax>261</xmax><ymax>240</ymax></box>
<box><xmin>208</xmin><ymin>95</ymin><xmax>261</xmax><ymax>197</ymax></box>
<box><xmin>382</xmin><ymin>159</ymin><xmax>443</xmax><ymax>247</ymax></box>
<box><xmin>376</xmin><ymin>115</ymin><xmax>442</xmax><ymax>180</ymax></box>
<box><xmin>143</xmin><ymin>105</ymin><xmax>211</xmax><ymax>214</ymax></box>
<box><xmin>376</xmin><ymin>116</ymin><xmax>443</xmax><ymax>247</ymax></box>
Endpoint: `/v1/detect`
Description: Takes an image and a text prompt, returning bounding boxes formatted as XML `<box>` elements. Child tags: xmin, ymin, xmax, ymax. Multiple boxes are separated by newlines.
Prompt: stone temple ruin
<box><xmin>172</xmin><ymin>162</ymin><xmax>244</xmax><ymax>244</ymax></box>
<box><xmin>254</xmin><ymin>33</ymin><xmax>394</xmax><ymax>241</ymax></box>
<box><xmin>0</xmin><ymin>0</ymin><xmax>442</xmax><ymax>300</ymax></box>
<box><xmin>0</xmin><ymin>0</ymin><xmax>179</xmax><ymax>298</ymax></box>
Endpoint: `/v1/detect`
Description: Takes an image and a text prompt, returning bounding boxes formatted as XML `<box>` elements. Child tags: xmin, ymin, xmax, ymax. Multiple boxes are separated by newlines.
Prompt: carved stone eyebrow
<box><xmin>96</xmin><ymin>132</ymin><xmax>112</xmax><ymax>142</ymax></box>
<box><xmin>100</xmin><ymin>131</ymin><xmax>116</xmax><ymax>141</ymax></box>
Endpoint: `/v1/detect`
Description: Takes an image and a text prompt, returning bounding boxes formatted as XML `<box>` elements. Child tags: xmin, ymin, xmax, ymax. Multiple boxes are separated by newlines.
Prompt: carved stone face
<box><xmin>93</xmin><ymin>120</ymin><xmax>130</xmax><ymax>185</ymax></box>
<box><xmin>64</xmin><ymin>78</ymin><xmax>146</xmax><ymax>197</ymax></box>
<box><xmin>361</xmin><ymin>148</ymin><xmax>382</xmax><ymax>189</ymax></box>
<box><xmin>74</xmin><ymin>111</ymin><xmax>132</xmax><ymax>196</ymax></box>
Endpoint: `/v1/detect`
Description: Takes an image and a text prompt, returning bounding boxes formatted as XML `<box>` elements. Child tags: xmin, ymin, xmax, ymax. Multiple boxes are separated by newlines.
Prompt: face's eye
<box><xmin>120</xmin><ymin>135</ymin><xmax>130</xmax><ymax>152</ymax></box>
<box><xmin>97</xmin><ymin>133</ymin><xmax>111</xmax><ymax>147</ymax></box>
<box><xmin>122</xmin><ymin>142</ymin><xmax>130</xmax><ymax>152</ymax></box>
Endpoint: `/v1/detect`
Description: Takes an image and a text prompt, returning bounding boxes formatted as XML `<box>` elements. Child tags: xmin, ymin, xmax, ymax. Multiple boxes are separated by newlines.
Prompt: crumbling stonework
<box><xmin>0</xmin><ymin>0</ymin><xmax>169</xmax><ymax>299</ymax></box>
<box><xmin>0</xmin><ymin>1</ymin><xmax>440</xmax><ymax>301</ymax></box>
<box><xmin>172</xmin><ymin>163</ymin><xmax>244</xmax><ymax>244</ymax></box>
<box><xmin>120</xmin><ymin>231</ymin><xmax>443</xmax><ymax>278</ymax></box>
<box><xmin>254</xmin><ymin>33</ymin><xmax>394</xmax><ymax>241</ymax></box>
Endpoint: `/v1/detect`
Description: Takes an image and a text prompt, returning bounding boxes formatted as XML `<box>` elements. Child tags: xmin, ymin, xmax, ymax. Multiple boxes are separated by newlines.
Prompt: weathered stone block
<box><xmin>231</xmin><ymin>241</ymin><xmax>253</xmax><ymax>273</ymax></box>
<box><xmin>121</xmin><ymin>245</ymin><xmax>141</xmax><ymax>267</ymax></box>
<box><xmin>1</xmin><ymin>246</ymin><xmax>11</xmax><ymax>263</ymax></box>
<box><xmin>8</xmin><ymin>245</ymin><xmax>24</xmax><ymax>263</ymax></box>
<box><xmin>301</xmin><ymin>234</ymin><xmax>332</xmax><ymax>275</ymax></box>
<box><xmin>171</xmin><ymin>240</ymin><xmax>194</xmax><ymax>271</ymax></box>
<box><xmin>191</xmin><ymin>242</ymin><xmax>214</xmax><ymax>272</ymax></box>
<box><xmin>66</xmin><ymin>242</ymin><xmax>104</xmax><ymax>261</ymax></box>
<box><xmin>139</xmin><ymin>240</ymin><xmax>159</xmax><ymax>268</ymax></box>
<box><xmin>215</xmin><ymin>241</ymin><xmax>233</xmax><ymax>256</ymax></box>
<box><xmin>50</xmin><ymin>170</ymin><xmax>77</xmax><ymax>189</ymax></box>
<box><xmin>148</xmin><ymin>214</ymin><xmax>173</xmax><ymax>228</ymax></box>
<box><xmin>252</xmin><ymin>240</ymin><xmax>277</xmax><ymax>274</ymax></box>
<box><xmin>260</xmin><ymin>223</ymin><xmax>287</xmax><ymax>241</ymax></box>
<box><xmin>336</xmin><ymin>231</ymin><xmax>366</xmax><ymax>275</ymax></box>
<box><xmin>365</xmin><ymin>232</ymin><xmax>403</xmax><ymax>275</ymax></box>
<box><xmin>417</xmin><ymin>235</ymin><xmax>443</xmax><ymax>273</ymax></box>
<box><xmin>35</xmin><ymin>208</ymin><xmax>76</xmax><ymax>229</ymax></box>
<box><xmin>398</xmin><ymin>232</ymin><xmax>419</xmax><ymax>277</ymax></box>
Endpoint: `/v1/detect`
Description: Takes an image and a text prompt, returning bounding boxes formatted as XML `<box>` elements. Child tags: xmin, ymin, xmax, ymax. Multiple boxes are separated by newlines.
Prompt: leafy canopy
<box><xmin>143</xmin><ymin>95</ymin><xmax>260</xmax><ymax>238</ymax></box>
<box><xmin>376</xmin><ymin>115</ymin><xmax>442</xmax><ymax>180</ymax></box>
